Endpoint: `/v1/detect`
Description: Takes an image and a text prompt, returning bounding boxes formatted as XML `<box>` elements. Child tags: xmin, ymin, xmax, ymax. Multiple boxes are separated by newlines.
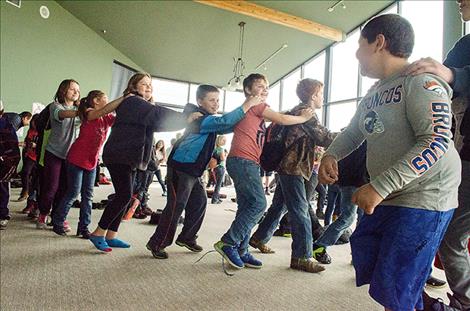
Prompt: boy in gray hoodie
<box><xmin>319</xmin><ymin>14</ymin><xmax>461</xmax><ymax>311</ymax></box>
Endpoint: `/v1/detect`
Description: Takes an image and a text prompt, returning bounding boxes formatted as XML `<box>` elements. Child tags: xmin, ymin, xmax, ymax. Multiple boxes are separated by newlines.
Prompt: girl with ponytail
<box><xmin>51</xmin><ymin>90</ymin><xmax>129</xmax><ymax>237</ymax></box>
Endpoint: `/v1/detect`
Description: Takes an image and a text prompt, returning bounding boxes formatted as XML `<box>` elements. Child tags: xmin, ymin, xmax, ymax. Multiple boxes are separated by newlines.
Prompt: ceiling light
<box><xmin>255</xmin><ymin>44</ymin><xmax>288</xmax><ymax>71</ymax></box>
<box><xmin>328</xmin><ymin>0</ymin><xmax>346</xmax><ymax>13</ymax></box>
<box><xmin>226</xmin><ymin>22</ymin><xmax>246</xmax><ymax>91</ymax></box>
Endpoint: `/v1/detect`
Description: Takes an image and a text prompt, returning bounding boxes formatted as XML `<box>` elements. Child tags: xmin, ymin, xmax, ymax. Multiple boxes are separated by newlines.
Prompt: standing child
<box><xmin>211</xmin><ymin>135</ymin><xmax>227</xmax><ymax>204</ymax></box>
<box><xmin>51</xmin><ymin>90</ymin><xmax>127</xmax><ymax>237</ymax></box>
<box><xmin>89</xmin><ymin>73</ymin><xmax>195</xmax><ymax>252</ymax></box>
<box><xmin>214</xmin><ymin>73</ymin><xmax>314</xmax><ymax>269</ymax></box>
<box><xmin>319</xmin><ymin>14</ymin><xmax>460</xmax><ymax>311</ymax></box>
<box><xmin>146</xmin><ymin>85</ymin><xmax>261</xmax><ymax>259</ymax></box>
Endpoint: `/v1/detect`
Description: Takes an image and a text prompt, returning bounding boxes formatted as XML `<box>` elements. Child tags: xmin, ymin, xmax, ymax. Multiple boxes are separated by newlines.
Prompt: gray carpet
<box><xmin>1</xmin><ymin>182</ymin><xmax>449</xmax><ymax>311</ymax></box>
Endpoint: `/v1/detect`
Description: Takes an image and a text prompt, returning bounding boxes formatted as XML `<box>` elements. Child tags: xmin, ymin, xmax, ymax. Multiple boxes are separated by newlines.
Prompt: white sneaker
<box><xmin>0</xmin><ymin>219</ymin><xmax>9</xmax><ymax>230</ymax></box>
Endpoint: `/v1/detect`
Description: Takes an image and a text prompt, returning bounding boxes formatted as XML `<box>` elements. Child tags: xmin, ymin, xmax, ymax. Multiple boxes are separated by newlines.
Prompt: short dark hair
<box><xmin>361</xmin><ymin>14</ymin><xmax>414</xmax><ymax>58</ymax></box>
<box><xmin>19</xmin><ymin>111</ymin><xmax>32</xmax><ymax>119</ymax></box>
<box><xmin>243</xmin><ymin>73</ymin><xmax>268</xmax><ymax>97</ymax></box>
<box><xmin>196</xmin><ymin>85</ymin><xmax>219</xmax><ymax>101</ymax></box>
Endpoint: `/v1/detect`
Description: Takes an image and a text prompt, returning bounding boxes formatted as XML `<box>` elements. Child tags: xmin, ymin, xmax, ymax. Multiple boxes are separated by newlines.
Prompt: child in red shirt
<box><xmin>51</xmin><ymin>90</ymin><xmax>127</xmax><ymax>238</ymax></box>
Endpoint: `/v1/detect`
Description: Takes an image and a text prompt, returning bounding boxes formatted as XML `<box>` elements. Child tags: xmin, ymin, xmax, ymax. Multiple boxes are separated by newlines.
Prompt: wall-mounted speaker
<box><xmin>6</xmin><ymin>0</ymin><xmax>21</xmax><ymax>8</ymax></box>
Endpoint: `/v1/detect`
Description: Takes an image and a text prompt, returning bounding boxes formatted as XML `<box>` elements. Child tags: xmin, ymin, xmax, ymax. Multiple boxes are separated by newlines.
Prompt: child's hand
<box><xmin>187</xmin><ymin>112</ymin><xmax>203</xmax><ymax>123</ymax></box>
<box><xmin>318</xmin><ymin>155</ymin><xmax>338</xmax><ymax>184</ymax></box>
<box><xmin>351</xmin><ymin>184</ymin><xmax>384</xmax><ymax>215</ymax></box>
<box><xmin>300</xmin><ymin>108</ymin><xmax>314</xmax><ymax>120</ymax></box>
<box><xmin>242</xmin><ymin>95</ymin><xmax>262</xmax><ymax>111</ymax></box>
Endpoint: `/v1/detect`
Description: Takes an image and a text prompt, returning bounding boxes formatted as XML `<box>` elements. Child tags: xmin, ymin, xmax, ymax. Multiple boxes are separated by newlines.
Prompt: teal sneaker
<box><xmin>214</xmin><ymin>241</ymin><xmax>244</xmax><ymax>269</ymax></box>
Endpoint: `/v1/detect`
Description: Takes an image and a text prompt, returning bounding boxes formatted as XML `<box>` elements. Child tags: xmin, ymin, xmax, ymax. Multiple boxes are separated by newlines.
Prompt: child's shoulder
<box><xmin>404</xmin><ymin>73</ymin><xmax>453</xmax><ymax>99</ymax></box>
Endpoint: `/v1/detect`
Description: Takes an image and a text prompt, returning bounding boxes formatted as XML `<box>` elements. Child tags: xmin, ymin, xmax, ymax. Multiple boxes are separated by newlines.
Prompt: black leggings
<box><xmin>98</xmin><ymin>163</ymin><xmax>133</xmax><ymax>232</ymax></box>
<box><xmin>20</xmin><ymin>157</ymin><xmax>36</xmax><ymax>195</ymax></box>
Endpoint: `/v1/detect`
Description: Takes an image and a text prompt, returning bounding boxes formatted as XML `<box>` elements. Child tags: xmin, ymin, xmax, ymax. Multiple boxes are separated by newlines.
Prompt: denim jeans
<box><xmin>252</xmin><ymin>174</ymin><xmax>313</xmax><ymax>258</ymax></box>
<box><xmin>154</xmin><ymin>169</ymin><xmax>166</xmax><ymax>193</ymax></box>
<box><xmin>222</xmin><ymin>157</ymin><xmax>266</xmax><ymax>255</ymax></box>
<box><xmin>212</xmin><ymin>166</ymin><xmax>225</xmax><ymax>202</ymax></box>
<box><xmin>53</xmin><ymin>162</ymin><xmax>96</xmax><ymax>231</ymax></box>
<box><xmin>315</xmin><ymin>186</ymin><xmax>357</xmax><ymax>247</ymax></box>
<box><xmin>325</xmin><ymin>184</ymin><xmax>342</xmax><ymax>225</ymax></box>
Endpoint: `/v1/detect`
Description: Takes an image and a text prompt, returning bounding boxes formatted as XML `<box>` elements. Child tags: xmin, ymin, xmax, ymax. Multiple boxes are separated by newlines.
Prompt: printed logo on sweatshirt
<box><xmin>363</xmin><ymin>85</ymin><xmax>403</xmax><ymax>110</ymax></box>
<box><xmin>410</xmin><ymin>102</ymin><xmax>451</xmax><ymax>175</ymax></box>
<box><xmin>423</xmin><ymin>80</ymin><xmax>446</xmax><ymax>97</ymax></box>
<box><xmin>364</xmin><ymin>110</ymin><xmax>385</xmax><ymax>134</ymax></box>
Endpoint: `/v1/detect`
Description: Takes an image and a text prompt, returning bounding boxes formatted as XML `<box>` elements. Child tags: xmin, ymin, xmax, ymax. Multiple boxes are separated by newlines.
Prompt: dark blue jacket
<box><xmin>169</xmin><ymin>103</ymin><xmax>245</xmax><ymax>177</ymax></box>
<box><xmin>103</xmin><ymin>96</ymin><xmax>188</xmax><ymax>170</ymax></box>
<box><xmin>444</xmin><ymin>34</ymin><xmax>470</xmax><ymax>161</ymax></box>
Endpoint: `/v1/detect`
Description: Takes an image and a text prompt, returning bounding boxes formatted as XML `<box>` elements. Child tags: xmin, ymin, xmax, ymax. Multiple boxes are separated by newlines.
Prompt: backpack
<box><xmin>0</xmin><ymin>117</ymin><xmax>20</xmax><ymax>182</ymax></box>
<box><xmin>260</xmin><ymin>123</ymin><xmax>288</xmax><ymax>172</ymax></box>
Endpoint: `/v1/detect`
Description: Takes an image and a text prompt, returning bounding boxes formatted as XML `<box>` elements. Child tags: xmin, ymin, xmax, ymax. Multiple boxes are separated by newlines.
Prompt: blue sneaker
<box><xmin>214</xmin><ymin>241</ymin><xmax>244</xmax><ymax>269</ymax></box>
<box><xmin>240</xmin><ymin>252</ymin><xmax>263</xmax><ymax>269</ymax></box>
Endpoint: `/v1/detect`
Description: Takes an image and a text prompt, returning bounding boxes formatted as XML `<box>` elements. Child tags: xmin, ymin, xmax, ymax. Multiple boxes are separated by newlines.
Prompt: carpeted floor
<box><xmin>1</xmin><ymin>182</ymin><xmax>449</xmax><ymax>311</ymax></box>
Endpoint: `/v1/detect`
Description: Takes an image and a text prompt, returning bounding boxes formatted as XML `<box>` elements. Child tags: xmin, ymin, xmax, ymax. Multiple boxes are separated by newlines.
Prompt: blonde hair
<box><xmin>216</xmin><ymin>135</ymin><xmax>226</xmax><ymax>147</ymax></box>
<box><xmin>296</xmin><ymin>78</ymin><xmax>323</xmax><ymax>104</ymax></box>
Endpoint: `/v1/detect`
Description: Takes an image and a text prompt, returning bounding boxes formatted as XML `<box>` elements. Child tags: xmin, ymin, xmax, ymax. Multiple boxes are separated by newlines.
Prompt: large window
<box><xmin>303</xmin><ymin>52</ymin><xmax>326</xmax><ymax>83</ymax></box>
<box><xmin>327</xmin><ymin>101</ymin><xmax>357</xmax><ymax>132</ymax></box>
<box><xmin>188</xmin><ymin>83</ymin><xmax>200</xmax><ymax>104</ymax></box>
<box><xmin>360</xmin><ymin>76</ymin><xmax>377</xmax><ymax>96</ymax></box>
<box><xmin>281</xmin><ymin>69</ymin><xmax>301</xmax><ymax>111</ymax></box>
<box><xmin>268</xmin><ymin>83</ymin><xmax>280</xmax><ymax>111</ymax></box>
<box><xmin>329</xmin><ymin>30</ymin><xmax>360</xmax><ymax>102</ymax></box>
<box><xmin>152</xmin><ymin>78</ymin><xmax>189</xmax><ymax>106</ymax></box>
<box><xmin>401</xmin><ymin>0</ymin><xmax>444</xmax><ymax>62</ymax></box>
<box><xmin>224</xmin><ymin>90</ymin><xmax>245</xmax><ymax>112</ymax></box>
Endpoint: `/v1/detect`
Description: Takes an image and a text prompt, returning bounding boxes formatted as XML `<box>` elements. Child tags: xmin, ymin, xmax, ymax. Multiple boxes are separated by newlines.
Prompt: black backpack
<box><xmin>0</xmin><ymin>116</ymin><xmax>20</xmax><ymax>181</ymax></box>
<box><xmin>260</xmin><ymin>123</ymin><xmax>288</xmax><ymax>172</ymax></box>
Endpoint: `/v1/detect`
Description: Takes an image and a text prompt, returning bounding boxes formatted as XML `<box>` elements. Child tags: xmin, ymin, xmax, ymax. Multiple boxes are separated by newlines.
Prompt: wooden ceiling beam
<box><xmin>194</xmin><ymin>0</ymin><xmax>344</xmax><ymax>42</ymax></box>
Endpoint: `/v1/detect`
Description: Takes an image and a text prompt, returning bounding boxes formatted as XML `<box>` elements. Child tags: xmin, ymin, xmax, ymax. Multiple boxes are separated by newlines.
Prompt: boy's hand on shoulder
<box><xmin>242</xmin><ymin>95</ymin><xmax>262</xmax><ymax>112</ymax></box>
<box><xmin>300</xmin><ymin>108</ymin><xmax>314</xmax><ymax>121</ymax></box>
<box><xmin>352</xmin><ymin>184</ymin><xmax>384</xmax><ymax>215</ymax></box>
<box><xmin>405</xmin><ymin>57</ymin><xmax>454</xmax><ymax>84</ymax></box>
<box><xmin>187</xmin><ymin>112</ymin><xmax>203</xmax><ymax>123</ymax></box>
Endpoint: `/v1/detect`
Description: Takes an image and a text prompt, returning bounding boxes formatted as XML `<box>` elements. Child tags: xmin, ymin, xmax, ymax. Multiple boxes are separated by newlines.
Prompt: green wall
<box><xmin>0</xmin><ymin>0</ymin><xmax>142</xmax><ymax>117</ymax></box>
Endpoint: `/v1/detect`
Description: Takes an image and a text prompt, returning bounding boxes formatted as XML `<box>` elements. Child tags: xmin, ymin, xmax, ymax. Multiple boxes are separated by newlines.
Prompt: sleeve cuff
<box><xmin>369</xmin><ymin>176</ymin><xmax>393</xmax><ymax>200</ymax></box>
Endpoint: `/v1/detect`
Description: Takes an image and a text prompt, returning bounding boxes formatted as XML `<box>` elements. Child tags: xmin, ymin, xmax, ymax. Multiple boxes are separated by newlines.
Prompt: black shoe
<box><xmin>422</xmin><ymin>291</ymin><xmax>460</xmax><ymax>311</ymax></box>
<box><xmin>426</xmin><ymin>276</ymin><xmax>447</xmax><ymax>289</ymax></box>
<box><xmin>312</xmin><ymin>246</ymin><xmax>331</xmax><ymax>264</ymax></box>
<box><xmin>146</xmin><ymin>242</ymin><xmax>168</xmax><ymax>259</ymax></box>
<box><xmin>76</xmin><ymin>229</ymin><xmax>91</xmax><ymax>239</ymax></box>
<box><xmin>175</xmin><ymin>239</ymin><xmax>203</xmax><ymax>252</ymax></box>
<box><xmin>52</xmin><ymin>226</ymin><xmax>67</xmax><ymax>236</ymax></box>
